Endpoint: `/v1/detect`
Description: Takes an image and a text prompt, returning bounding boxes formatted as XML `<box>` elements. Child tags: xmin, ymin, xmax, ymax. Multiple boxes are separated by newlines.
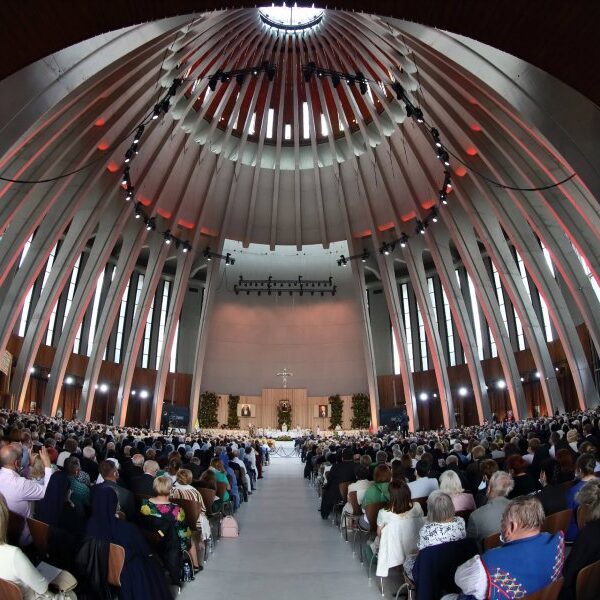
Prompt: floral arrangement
<box><xmin>277</xmin><ymin>399</ymin><xmax>292</xmax><ymax>429</ymax></box>
<box><xmin>198</xmin><ymin>391</ymin><xmax>219</xmax><ymax>428</ymax></box>
<box><xmin>328</xmin><ymin>394</ymin><xmax>343</xmax><ymax>430</ymax></box>
<box><xmin>228</xmin><ymin>395</ymin><xmax>240</xmax><ymax>429</ymax></box>
<box><xmin>351</xmin><ymin>393</ymin><xmax>371</xmax><ymax>429</ymax></box>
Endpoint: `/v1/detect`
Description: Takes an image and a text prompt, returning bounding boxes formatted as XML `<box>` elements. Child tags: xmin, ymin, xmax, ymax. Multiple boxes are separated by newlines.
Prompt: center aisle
<box><xmin>180</xmin><ymin>454</ymin><xmax>383</xmax><ymax>600</ymax></box>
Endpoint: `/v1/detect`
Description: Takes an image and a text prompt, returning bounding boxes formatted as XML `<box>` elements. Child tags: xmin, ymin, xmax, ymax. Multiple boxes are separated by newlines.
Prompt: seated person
<box><xmin>0</xmin><ymin>493</ymin><xmax>76</xmax><ymax>600</ymax></box>
<box><xmin>343</xmin><ymin>465</ymin><xmax>371</xmax><ymax>516</ymax></box>
<box><xmin>88</xmin><ymin>485</ymin><xmax>172</xmax><ymax>599</ymax></box>
<box><xmin>452</xmin><ymin>496</ymin><xmax>564</xmax><ymax>599</ymax></box>
<box><xmin>565</xmin><ymin>453</ymin><xmax>596</xmax><ymax>541</ymax></box>
<box><xmin>374</xmin><ymin>479</ymin><xmax>424</xmax><ymax>553</ymax></box>
<box><xmin>560</xmin><ymin>479</ymin><xmax>600</xmax><ymax>600</ymax></box>
<box><xmin>506</xmin><ymin>455</ymin><xmax>539</xmax><ymax>499</ymax></box>
<box><xmin>408</xmin><ymin>460</ymin><xmax>439</xmax><ymax>500</ymax></box>
<box><xmin>170</xmin><ymin>468</ymin><xmax>211</xmax><ymax>543</ymax></box>
<box><xmin>360</xmin><ymin>464</ymin><xmax>391</xmax><ymax>528</ymax></box>
<box><xmin>466</xmin><ymin>471</ymin><xmax>513</xmax><ymax>543</ymax></box>
<box><xmin>196</xmin><ymin>468</ymin><xmax>217</xmax><ymax>491</ymax></box>
<box><xmin>404</xmin><ymin>490</ymin><xmax>466</xmax><ymax>580</ymax></box>
<box><xmin>209</xmin><ymin>458</ymin><xmax>230</xmax><ymax>508</ymax></box>
<box><xmin>131</xmin><ymin>459</ymin><xmax>159</xmax><ymax>497</ymax></box>
<box><xmin>535</xmin><ymin>458</ymin><xmax>568</xmax><ymax>516</ymax></box>
<box><xmin>93</xmin><ymin>460</ymin><xmax>135</xmax><ymax>521</ymax></box>
<box><xmin>63</xmin><ymin>456</ymin><xmax>90</xmax><ymax>516</ymax></box>
<box><xmin>439</xmin><ymin>470</ymin><xmax>476</xmax><ymax>512</ymax></box>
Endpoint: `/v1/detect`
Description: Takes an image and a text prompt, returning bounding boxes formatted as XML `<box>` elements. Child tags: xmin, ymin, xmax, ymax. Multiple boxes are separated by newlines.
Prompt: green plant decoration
<box><xmin>277</xmin><ymin>399</ymin><xmax>292</xmax><ymax>430</ymax></box>
<box><xmin>351</xmin><ymin>393</ymin><xmax>371</xmax><ymax>429</ymax></box>
<box><xmin>198</xmin><ymin>391</ymin><xmax>219</xmax><ymax>428</ymax></box>
<box><xmin>328</xmin><ymin>394</ymin><xmax>343</xmax><ymax>430</ymax></box>
<box><xmin>228</xmin><ymin>395</ymin><xmax>240</xmax><ymax>429</ymax></box>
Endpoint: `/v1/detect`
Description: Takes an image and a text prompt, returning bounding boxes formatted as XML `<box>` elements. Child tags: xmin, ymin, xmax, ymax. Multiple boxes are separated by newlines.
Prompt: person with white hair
<box><xmin>466</xmin><ymin>471</ymin><xmax>514</xmax><ymax>542</ymax></box>
<box><xmin>439</xmin><ymin>470</ymin><xmax>476</xmax><ymax>512</ymax></box>
<box><xmin>451</xmin><ymin>496</ymin><xmax>564</xmax><ymax>599</ymax></box>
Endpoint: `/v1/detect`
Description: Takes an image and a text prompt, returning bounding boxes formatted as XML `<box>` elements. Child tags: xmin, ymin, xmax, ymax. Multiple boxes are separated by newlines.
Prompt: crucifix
<box><xmin>276</xmin><ymin>367</ymin><xmax>294</xmax><ymax>388</ymax></box>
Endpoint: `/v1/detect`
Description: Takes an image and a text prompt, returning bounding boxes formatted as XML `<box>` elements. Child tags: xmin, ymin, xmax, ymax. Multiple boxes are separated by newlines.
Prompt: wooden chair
<box><xmin>198</xmin><ymin>487</ymin><xmax>221</xmax><ymax>539</ymax></box>
<box><xmin>542</xmin><ymin>509</ymin><xmax>572</xmax><ymax>535</ymax></box>
<box><xmin>26</xmin><ymin>518</ymin><xmax>49</xmax><ymax>557</ymax></box>
<box><xmin>343</xmin><ymin>490</ymin><xmax>362</xmax><ymax>545</ymax></box>
<box><xmin>524</xmin><ymin>577</ymin><xmax>563</xmax><ymax>600</ymax></box>
<box><xmin>577</xmin><ymin>504</ymin><xmax>590</xmax><ymax>530</ymax></box>
<box><xmin>456</xmin><ymin>509</ymin><xmax>474</xmax><ymax>525</ymax></box>
<box><xmin>107</xmin><ymin>543</ymin><xmax>125</xmax><ymax>588</ymax></box>
<box><xmin>0</xmin><ymin>579</ymin><xmax>22</xmax><ymax>600</ymax></box>
<box><xmin>576</xmin><ymin>558</ymin><xmax>600</xmax><ymax>600</ymax></box>
<box><xmin>412</xmin><ymin>497</ymin><xmax>428</xmax><ymax>516</ymax></box>
<box><xmin>483</xmin><ymin>532</ymin><xmax>502</xmax><ymax>551</ymax></box>
<box><xmin>7</xmin><ymin>511</ymin><xmax>25</xmax><ymax>545</ymax></box>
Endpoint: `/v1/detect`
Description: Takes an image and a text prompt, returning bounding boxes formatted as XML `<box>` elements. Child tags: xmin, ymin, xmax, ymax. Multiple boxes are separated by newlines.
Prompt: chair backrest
<box><xmin>576</xmin><ymin>558</ymin><xmax>600</xmax><ymax>600</ymax></box>
<box><xmin>107</xmin><ymin>543</ymin><xmax>125</xmax><ymax>587</ymax></box>
<box><xmin>483</xmin><ymin>532</ymin><xmax>502</xmax><ymax>551</ymax></box>
<box><xmin>365</xmin><ymin>501</ymin><xmax>386</xmax><ymax>534</ymax></box>
<box><xmin>577</xmin><ymin>504</ymin><xmax>590</xmax><ymax>530</ymax></box>
<box><xmin>7</xmin><ymin>511</ymin><xmax>25</xmax><ymax>545</ymax></box>
<box><xmin>339</xmin><ymin>482</ymin><xmax>350</xmax><ymax>502</ymax></box>
<box><xmin>348</xmin><ymin>490</ymin><xmax>361</xmax><ymax>515</ymax></box>
<box><xmin>26</xmin><ymin>517</ymin><xmax>49</xmax><ymax>557</ymax></box>
<box><xmin>412</xmin><ymin>497</ymin><xmax>428</xmax><ymax>516</ymax></box>
<box><xmin>216</xmin><ymin>481</ymin><xmax>228</xmax><ymax>500</ymax></box>
<box><xmin>542</xmin><ymin>509</ymin><xmax>571</xmax><ymax>535</ymax></box>
<box><xmin>523</xmin><ymin>577</ymin><xmax>563</xmax><ymax>600</ymax></box>
<box><xmin>172</xmin><ymin>497</ymin><xmax>201</xmax><ymax>530</ymax></box>
<box><xmin>455</xmin><ymin>509</ymin><xmax>473</xmax><ymax>525</ymax></box>
<box><xmin>198</xmin><ymin>487</ymin><xmax>217</xmax><ymax>513</ymax></box>
<box><xmin>0</xmin><ymin>579</ymin><xmax>22</xmax><ymax>600</ymax></box>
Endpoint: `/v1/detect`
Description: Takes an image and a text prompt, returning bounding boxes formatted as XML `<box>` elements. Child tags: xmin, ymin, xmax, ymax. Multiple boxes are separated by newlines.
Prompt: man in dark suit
<box><xmin>93</xmin><ymin>460</ymin><xmax>136</xmax><ymax>521</ymax></box>
<box><xmin>130</xmin><ymin>459</ymin><xmax>159</xmax><ymax>497</ymax></box>
<box><xmin>80</xmin><ymin>446</ymin><xmax>99</xmax><ymax>483</ymax></box>
<box><xmin>320</xmin><ymin>448</ymin><xmax>357</xmax><ymax>519</ymax></box>
<box><xmin>121</xmin><ymin>453</ymin><xmax>144</xmax><ymax>489</ymax></box>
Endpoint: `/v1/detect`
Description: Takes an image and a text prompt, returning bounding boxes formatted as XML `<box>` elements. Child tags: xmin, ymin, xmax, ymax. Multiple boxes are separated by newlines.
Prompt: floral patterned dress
<box><xmin>140</xmin><ymin>500</ymin><xmax>191</xmax><ymax>551</ymax></box>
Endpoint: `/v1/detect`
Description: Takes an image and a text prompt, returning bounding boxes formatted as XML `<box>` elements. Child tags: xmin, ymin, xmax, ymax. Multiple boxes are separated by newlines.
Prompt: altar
<box><xmin>213</xmin><ymin>388</ymin><xmax>356</xmax><ymax>430</ymax></box>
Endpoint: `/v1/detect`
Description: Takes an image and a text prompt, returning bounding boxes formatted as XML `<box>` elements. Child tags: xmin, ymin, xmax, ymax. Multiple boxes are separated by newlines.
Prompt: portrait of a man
<box><xmin>318</xmin><ymin>404</ymin><xmax>328</xmax><ymax>418</ymax></box>
<box><xmin>239</xmin><ymin>403</ymin><xmax>253</xmax><ymax>417</ymax></box>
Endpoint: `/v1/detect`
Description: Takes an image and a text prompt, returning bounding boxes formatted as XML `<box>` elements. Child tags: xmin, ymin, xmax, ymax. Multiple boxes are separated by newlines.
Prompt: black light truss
<box><xmin>208</xmin><ymin>61</ymin><xmax>277</xmax><ymax>91</ymax></box>
<box><xmin>336</xmin><ymin>249</ymin><xmax>369</xmax><ymax>267</ymax></box>
<box><xmin>302</xmin><ymin>62</ymin><xmax>368</xmax><ymax>93</ymax></box>
<box><xmin>234</xmin><ymin>275</ymin><xmax>336</xmax><ymax>296</ymax></box>
<box><xmin>203</xmin><ymin>247</ymin><xmax>235</xmax><ymax>265</ymax></box>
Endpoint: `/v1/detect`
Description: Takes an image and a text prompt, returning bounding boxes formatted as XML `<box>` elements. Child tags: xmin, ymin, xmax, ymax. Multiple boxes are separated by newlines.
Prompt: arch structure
<box><xmin>0</xmin><ymin>8</ymin><xmax>598</xmax><ymax>431</ymax></box>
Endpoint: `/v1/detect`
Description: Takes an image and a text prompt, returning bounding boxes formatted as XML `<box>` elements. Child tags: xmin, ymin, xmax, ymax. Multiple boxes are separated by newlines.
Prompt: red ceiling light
<box><xmin>466</xmin><ymin>146</ymin><xmax>478</xmax><ymax>156</ymax></box>
<box><xmin>97</xmin><ymin>141</ymin><xmax>110</xmax><ymax>151</ymax></box>
<box><xmin>106</xmin><ymin>161</ymin><xmax>119</xmax><ymax>173</ymax></box>
<box><xmin>470</xmin><ymin>123</ymin><xmax>481</xmax><ymax>131</ymax></box>
<box><xmin>94</xmin><ymin>118</ymin><xmax>105</xmax><ymax>127</ymax></box>
<box><xmin>455</xmin><ymin>166</ymin><xmax>467</xmax><ymax>177</ymax></box>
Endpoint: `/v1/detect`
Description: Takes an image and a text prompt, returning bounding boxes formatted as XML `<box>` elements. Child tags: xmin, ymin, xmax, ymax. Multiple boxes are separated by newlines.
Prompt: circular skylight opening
<box><xmin>259</xmin><ymin>4</ymin><xmax>324</xmax><ymax>30</ymax></box>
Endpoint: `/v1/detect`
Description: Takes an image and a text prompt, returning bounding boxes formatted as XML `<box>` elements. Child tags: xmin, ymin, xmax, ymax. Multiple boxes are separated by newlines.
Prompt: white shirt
<box><xmin>408</xmin><ymin>477</ymin><xmax>439</xmax><ymax>499</ymax></box>
<box><xmin>0</xmin><ymin>544</ymin><xmax>49</xmax><ymax>600</ymax></box>
<box><xmin>56</xmin><ymin>450</ymin><xmax>72</xmax><ymax>468</ymax></box>
<box><xmin>343</xmin><ymin>479</ymin><xmax>371</xmax><ymax>514</ymax></box>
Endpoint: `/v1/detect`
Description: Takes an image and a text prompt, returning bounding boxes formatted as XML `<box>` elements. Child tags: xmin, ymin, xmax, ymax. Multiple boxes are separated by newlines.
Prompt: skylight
<box><xmin>259</xmin><ymin>4</ymin><xmax>323</xmax><ymax>31</ymax></box>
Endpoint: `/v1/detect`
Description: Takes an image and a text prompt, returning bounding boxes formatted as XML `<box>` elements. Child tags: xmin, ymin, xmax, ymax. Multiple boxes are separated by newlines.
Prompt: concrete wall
<box><xmin>201</xmin><ymin>241</ymin><xmax>368</xmax><ymax>397</ymax></box>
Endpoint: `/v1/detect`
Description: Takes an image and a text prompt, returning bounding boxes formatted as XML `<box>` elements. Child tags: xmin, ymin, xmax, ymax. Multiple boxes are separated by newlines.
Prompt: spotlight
<box><xmin>458</xmin><ymin>387</ymin><xmax>468</xmax><ymax>397</ymax></box>
<box><xmin>220</xmin><ymin>72</ymin><xmax>230</xmax><ymax>83</ymax></box>
<box><xmin>535</xmin><ymin>371</ymin><xmax>541</xmax><ymax>379</ymax></box>
<box><xmin>356</xmin><ymin>72</ymin><xmax>368</xmax><ymax>95</ymax></box>
<box><xmin>236</xmin><ymin>73</ymin><xmax>245</xmax><ymax>86</ymax></box>
<box><xmin>265</xmin><ymin>62</ymin><xmax>276</xmax><ymax>81</ymax></box>
<box><xmin>65</xmin><ymin>376</ymin><xmax>74</xmax><ymax>385</ymax></box>
<box><xmin>419</xmin><ymin>392</ymin><xmax>428</xmax><ymax>401</ymax></box>
<box><xmin>145</xmin><ymin>217</ymin><xmax>156</xmax><ymax>231</ymax></box>
<box><xmin>520</xmin><ymin>376</ymin><xmax>525</xmax><ymax>382</ymax></box>
<box><xmin>439</xmin><ymin>190</ymin><xmax>448</xmax><ymax>205</ymax></box>
<box><xmin>379</xmin><ymin>242</ymin><xmax>391</xmax><ymax>256</ymax></box>
<box><xmin>391</xmin><ymin>81</ymin><xmax>404</xmax><ymax>100</ymax></box>
<box><xmin>124</xmin><ymin>147</ymin><xmax>134</xmax><ymax>163</ymax></box>
<box><xmin>139</xmin><ymin>390</ymin><xmax>149</xmax><ymax>399</ymax></box>
<box><xmin>134</xmin><ymin>203</ymin><xmax>143</xmax><ymax>219</ymax></box>
<box><xmin>98</xmin><ymin>383</ymin><xmax>109</xmax><ymax>393</ymax></box>
<box><xmin>208</xmin><ymin>71</ymin><xmax>221</xmax><ymax>91</ymax></box>
<box><xmin>30</xmin><ymin>367</ymin><xmax>36</xmax><ymax>374</ymax></box>
<box><xmin>167</xmin><ymin>78</ymin><xmax>182</xmax><ymax>96</ymax></box>
<box><xmin>131</xmin><ymin>390</ymin><xmax>137</xmax><ymax>396</ymax></box>
<box><xmin>416</xmin><ymin>220</ymin><xmax>426</xmax><ymax>235</ymax></box>
<box><xmin>430</xmin><ymin>127</ymin><xmax>442</xmax><ymax>147</ymax></box>
<box><xmin>125</xmin><ymin>187</ymin><xmax>134</xmax><ymax>200</ymax></box>
<box><xmin>399</xmin><ymin>233</ymin><xmax>408</xmax><ymax>248</ymax></box>
<box><xmin>163</xmin><ymin>230</ymin><xmax>172</xmax><ymax>245</ymax></box>
<box><xmin>404</xmin><ymin>103</ymin><xmax>414</xmax><ymax>118</ymax></box>
<box><xmin>182</xmin><ymin>241</ymin><xmax>191</xmax><ymax>253</ymax></box>
<box><xmin>429</xmin><ymin>208</ymin><xmax>438</xmax><ymax>223</ymax></box>
<box><xmin>133</xmin><ymin>125</ymin><xmax>145</xmax><ymax>144</ymax></box>
<box><xmin>413</xmin><ymin>108</ymin><xmax>424</xmax><ymax>123</ymax></box>
<box><xmin>332</xmin><ymin>73</ymin><xmax>341</xmax><ymax>88</ymax></box>
<box><xmin>496</xmin><ymin>379</ymin><xmax>507</xmax><ymax>390</ymax></box>
<box><xmin>122</xmin><ymin>167</ymin><xmax>130</xmax><ymax>185</ymax></box>
<box><xmin>225</xmin><ymin>253</ymin><xmax>234</xmax><ymax>265</ymax></box>
<box><xmin>303</xmin><ymin>62</ymin><xmax>316</xmax><ymax>82</ymax></box>
<box><xmin>361</xmin><ymin>249</ymin><xmax>369</xmax><ymax>263</ymax></box>
<box><xmin>337</xmin><ymin>255</ymin><xmax>348</xmax><ymax>267</ymax></box>
<box><xmin>203</xmin><ymin>247</ymin><xmax>212</xmax><ymax>261</ymax></box>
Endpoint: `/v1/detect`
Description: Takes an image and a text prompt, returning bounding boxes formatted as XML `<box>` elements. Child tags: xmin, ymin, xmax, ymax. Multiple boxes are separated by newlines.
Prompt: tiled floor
<box><xmin>179</xmin><ymin>455</ymin><xmax>385</xmax><ymax>600</ymax></box>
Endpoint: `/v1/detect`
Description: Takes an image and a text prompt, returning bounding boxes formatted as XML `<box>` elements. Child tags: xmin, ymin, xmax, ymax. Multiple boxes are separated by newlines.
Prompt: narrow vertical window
<box><xmin>86</xmin><ymin>270</ymin><xmax>105</xmax><ymax>355</ymax></box>
<box><xmin>417</xmin><ymin>304</ymin><xmax>428</xmax><ymax>370</ymax></box>
<box><xmin>170</xmin><ymin>320</ymin><xmax>179</xmax><ymax>373</ymax></box>
<box><xmin>302</xmin><ymin>102</ymin><xmax>310</xmax><ymax>139</ymax></box>
<box><xmin>441</xmin><ymin>286</ymin><xmax>456</xmax><ymax>366</ymax></box>
<box><xmin>467</xmin><ymin>274</ymin><xmax>484</xmax><ymax>360</ymax></box>
<box><xmin>401</xmin><ymin>283</ymin><xmax>414</xmax><ymax>372</ymax></box>
<box><xmin>114</xmin><ymin>278</ymin><xmax>132</xmax><ymax>363</ymax></box>
<box><xmin>266</xmin><ymin>108</ymin><xmax>274</xmax><ymax>138</ymax></box>
<box><xmin>156</xmin><ymin>281</ymin><xmax>170</xmax><ymax>367</ymax></box>
<box><xmin>142</xmin><ymin>295</ymin><xmax>155</xmax><ymax>369</ymax></box>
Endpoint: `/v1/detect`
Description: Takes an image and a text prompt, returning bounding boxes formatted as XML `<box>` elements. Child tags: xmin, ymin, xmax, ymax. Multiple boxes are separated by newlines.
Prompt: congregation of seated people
<box><xmin>303</xmin><ymin>408</ymin><xmax>600</xmax><ymax>599</ymax></box>
<box><xmin>0</xmin><ymin>410</ymin><xmax>269</xmax><ymax>599</ymax></box>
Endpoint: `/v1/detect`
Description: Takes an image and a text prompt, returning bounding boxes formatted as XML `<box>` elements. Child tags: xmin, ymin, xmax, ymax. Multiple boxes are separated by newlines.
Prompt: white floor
<box><xmin>179</xmin><ymin>454</ymin><xmax>384</xmax><ymax>600</ymax></box>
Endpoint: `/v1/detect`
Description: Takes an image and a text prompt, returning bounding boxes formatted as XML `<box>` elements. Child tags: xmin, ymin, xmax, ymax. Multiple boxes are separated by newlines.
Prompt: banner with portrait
<box><xmin>237</xmin><ymin>403</ymin><xmax>255</xmax><ymax>418</ymax></box>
